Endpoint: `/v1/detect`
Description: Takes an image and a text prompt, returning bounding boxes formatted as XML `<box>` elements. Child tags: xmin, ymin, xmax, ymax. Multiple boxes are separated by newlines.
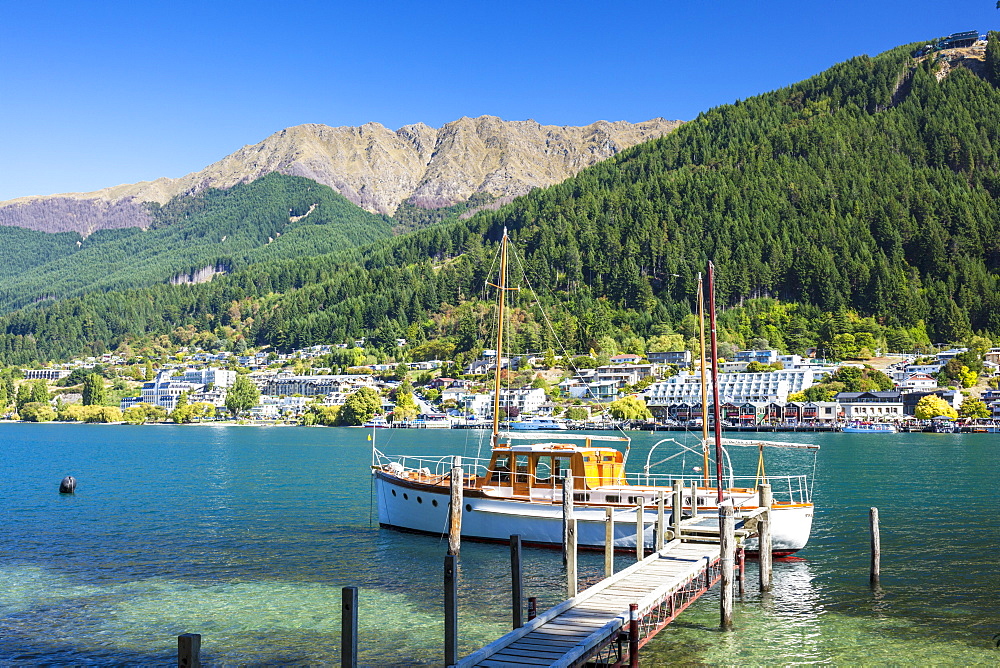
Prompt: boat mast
<box><xmin>697</xmin><ymin>273</ymin><xmax>710</xmax><ymax>488</ymax></box>
<box><xmin>707</xmin><ymin>262</ymin><xmax>725</xmax><ymax>504</ymax></box>
<box><xmin>491</xmin><ymin>228</ymin><xmax>511</xmax><ymax>448</ymax></box>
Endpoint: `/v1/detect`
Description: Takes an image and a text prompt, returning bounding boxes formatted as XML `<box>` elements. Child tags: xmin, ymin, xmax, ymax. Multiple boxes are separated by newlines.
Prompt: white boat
<box><xmin>373</xmin><ymin>432</ymin><xmax>818</xmax><ymax>555</ymax></box>
<box><xmin>371</xmin><ymin>236</ymin><xmax>818</xmax><ymax>555</ymax></box>
<box><xmin>842</xmin><ymin>423</ymin><xmax>897</xmax><ymax>434</ymax></box>
<box><xmin>363</xmin><ymin>416</ymin><xmax>391</xmax><ymax>429</ymax></box>
<box><xmin>509</xmin><ymin>418</ymin><xmax>567</xmax><ymax>430</ymax></box>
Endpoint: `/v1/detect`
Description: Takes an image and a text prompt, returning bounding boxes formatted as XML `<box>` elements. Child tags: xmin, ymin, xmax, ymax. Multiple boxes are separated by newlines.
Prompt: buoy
<box><xmin>59</xmin><ymin>476</ymin><xmax>76</xmax><ymax>494</ymax></box>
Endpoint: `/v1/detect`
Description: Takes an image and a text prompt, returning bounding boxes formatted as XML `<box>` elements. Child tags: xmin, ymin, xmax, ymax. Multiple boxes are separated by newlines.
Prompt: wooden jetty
<box><xmin>456</xmin><ymin>505</ymin><xmax>765</xmax><ymax>668</ymax></box>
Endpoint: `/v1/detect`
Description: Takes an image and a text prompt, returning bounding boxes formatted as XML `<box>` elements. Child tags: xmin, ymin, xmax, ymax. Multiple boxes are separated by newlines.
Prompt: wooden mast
<box><xmin>491</xmin><ymin>229</ymin><xmax>511</xmax><ymax>448</ymax></box>
<box><xmin>708</xmin><ymin>262</ymin><xmax>725</xmax><ymax>504</ymax></box>
<box><xmin>697</xmin><ymin>272</ymin><xmax>710</xmax><ymax>488</ymax></box>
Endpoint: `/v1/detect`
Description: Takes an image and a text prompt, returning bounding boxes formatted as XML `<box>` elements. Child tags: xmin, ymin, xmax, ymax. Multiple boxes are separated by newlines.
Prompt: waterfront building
<box><xmin>834</xmin><ymin>391</ymin><xmax>904</xmax><ymax>420</ymax></box>
<box><xmin>21</xmin><ymin>369</ymin><xmax>73</xmax><ymax>381</ymax></box>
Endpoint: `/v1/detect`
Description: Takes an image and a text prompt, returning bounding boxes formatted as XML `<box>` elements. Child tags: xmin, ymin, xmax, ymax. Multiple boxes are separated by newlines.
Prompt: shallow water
<box><xmin>0</xmin><ymin>424</ymin><xmax>997</xmax><ymax>665</ymax></box>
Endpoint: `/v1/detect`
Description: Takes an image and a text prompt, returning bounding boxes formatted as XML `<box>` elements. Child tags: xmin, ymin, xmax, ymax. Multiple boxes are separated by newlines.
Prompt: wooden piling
<box><xmin>341</xmin><ymin>587</ymin><xmax>358</xmax><ymax>668</ymax></box>
<box><xmin>719</xmin><ymin>502</ymin><xmax>735</xmax><ymax>630</ymax></box>
<box><xmin>604</xmin><ymin>506</ymin><xmax>614</xmax><ymax>578</ymax></box>
<box><xmin>510</xmin><ymin>535</ymin><xmax>523</xmax><ymax>629</ymax></box>
<box><xmin>448</xmin><ymin>456</ymin><xmax>462</xmax><ymax>557</ymax></box>
<box><xmin>690</xmin><ymin>485</ymin><xmax>699</xmax><ymax>518</ymax></box>
<box><xmin>758</xmin><ymin>483</ymin><xmax>772</xmax><ymax>592</ymax></box>
<box><xmin>444</xmin><ymin>554</ymin><xmax>458</xmax><ymax>666</ymax></box>
<box><xmin>672</xmin><ymin>479</ymin><xmax>683</xmax><ymax>541</ymax></box>
<box><xmin>177</xmin><ymin>633</ymin><xmax>201</xmax><ymax>668</ymax></box>
<box><xmin>656</xmin><ymin>491</ymin><xmax>666</xmax><ymax>550</ymax></box>
<box><xmin>562</xmin><ymin>475</ymin><xmax>574</xmax><ymax>565</ymax></box>
<box><xmin>737</xmin><ymin>545</ymin><xmax>746</xmax><ymax>597</ymax></box>
<box><xmin>567</xmin><ymin>517</ymin><xmax>578</xmax><ymax>598</ymax></box>
<box><xmin>628</xmin><ymin>603</ymin><xmax>639</xmax><ymax>668</ymax></box>
<box><xmin>869</xmin><ymin>507</ymin><xmax>881</xmax><ymax>584</ymax></box>
<box><xmin>635</xmin><ymin>501</ymin><xmax>644</xmax><ymax>562</ymax></box>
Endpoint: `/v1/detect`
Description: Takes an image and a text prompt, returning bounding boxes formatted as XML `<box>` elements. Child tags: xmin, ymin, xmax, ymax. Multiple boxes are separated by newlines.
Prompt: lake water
<box><xmin>1</xmin><ymin>423</ymin><xmax>998</xmax><ymax>665</ymax></box>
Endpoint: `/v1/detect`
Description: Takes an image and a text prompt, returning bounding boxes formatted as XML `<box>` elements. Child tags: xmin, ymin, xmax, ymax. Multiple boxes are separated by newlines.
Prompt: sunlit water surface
<box><xmin>1</xmin><ymin>424</ymin><xmax>997</xmax><ymax>665</ymax></box>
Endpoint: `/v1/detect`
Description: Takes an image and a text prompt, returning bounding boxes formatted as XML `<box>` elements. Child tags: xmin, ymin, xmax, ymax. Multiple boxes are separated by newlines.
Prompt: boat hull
<box><xmin>374</xmin><ymin>471</ymin><xmax>812</xmax><ymax>555</ymax></box>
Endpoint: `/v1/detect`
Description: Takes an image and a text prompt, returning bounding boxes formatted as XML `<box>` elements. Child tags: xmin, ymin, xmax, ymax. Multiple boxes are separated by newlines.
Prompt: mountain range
<box><xmin>0</xmin><ymin>35</ymin><xmax>998</xmax><ymax>366</ymax></box>
<box><xmin>0</xmin><ymin>116</ymin><xmax>681</xmax><ymax>237</ymax></box>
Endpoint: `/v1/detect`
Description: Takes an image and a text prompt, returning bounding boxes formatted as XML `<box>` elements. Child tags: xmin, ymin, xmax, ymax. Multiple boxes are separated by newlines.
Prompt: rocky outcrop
<box><xmin>0</xmin><ymin>116</ymin><xmax>682</xmax><ymax>235</ymax></box>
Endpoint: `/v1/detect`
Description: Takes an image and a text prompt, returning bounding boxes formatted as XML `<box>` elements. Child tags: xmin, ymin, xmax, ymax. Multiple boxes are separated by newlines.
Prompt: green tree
<box><xmin>20</xmin><ymin>402</ymin><xmax>56</xmax><ymax>422</ymax></box>
<box><xmin>393</xmin><ymin>390</ymin><xmax>419</xmax><ymax>422</ymax></box>
<box><xmin>958</xmin><ymin>397</ymin><xmax>990</xmax><ymax>419</ymax></box>
<box><xmin>958</xmin><ymin>366</ymin><xmax>978</xmax><ymax>389</ymax></box>
<box><xmin>565</xmin><ymin>406</ymin><xmax>589</xmax><ymax>421</ymax></box>
<box><xmin>338</xmin><ymin>387</ymin><xmax>382</xmax><ymax>425</ymax></box>
<box><xmin>225</xmin><ymin>374</ymin><xmax>260</xmax><ymax>418</ymax></box>
<box><xmin>914</xmin><ymin>395</ymin><xmax>958</xmax><ymax>420</ymax></box>
<box><xmin>607</xmin><ymin>396</ymin><xmax>653</xmax><ymax>421</ymax></box>
<box><xmin>81</xmin><ymin>373</ymin><xmax>106</xmax><ymax>406</ymax></box>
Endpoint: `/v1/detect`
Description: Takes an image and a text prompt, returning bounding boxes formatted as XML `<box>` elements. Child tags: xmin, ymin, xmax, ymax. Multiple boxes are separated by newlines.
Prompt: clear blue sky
<box><xmin>1</xmin><ymin>0</ymin><xmax>996</xmax><ymax>201</ymax></box>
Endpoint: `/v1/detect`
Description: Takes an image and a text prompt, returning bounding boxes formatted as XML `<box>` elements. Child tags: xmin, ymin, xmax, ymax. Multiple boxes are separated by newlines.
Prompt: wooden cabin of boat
<box><xmin>480</xmin><ymin>434</ymin><xmax>630</xmax><ymax>496</ymax></box>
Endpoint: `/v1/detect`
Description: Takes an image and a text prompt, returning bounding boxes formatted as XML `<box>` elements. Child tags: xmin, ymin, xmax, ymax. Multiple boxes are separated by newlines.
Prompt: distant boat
<box><xmin>363</xmin><ymin>416</ymin><xmax>391</xmax><ymax>429</ymax></box>
<box><xmin>509</xmin><ymin>418</ymin><xmax>567</xmax><ymax>431</ymax></box>
<box><xmin>842</xmin><ymin>423</ymin><xmax>898</xmax><ymax>434</ymax></box>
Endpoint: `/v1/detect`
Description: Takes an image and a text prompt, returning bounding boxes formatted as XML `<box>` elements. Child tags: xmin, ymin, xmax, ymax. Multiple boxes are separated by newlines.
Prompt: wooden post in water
<box><xmin>444</xmin><ymin>554</ymin><xmax>458</xmax><ymax>666</ymax></box>
<box><xmin>567</xmin><ymin>516</ymin><xmax>578</xmax><ymax>598</ymax></box>
<box><xmin>177</xmin><ymin>633</ymin><xmax>201</xmax><ymax>668</ymax></box>
<box><xmin>448</xmin><ymin>456</ymin><xmax>463</xmax><ymax>557</ymax></box>
<box><xmin>628</xmin><ymin>603</ymin><xmax>640</xmax><ymax>668</ymax></box>
<box><xmin>869</xmin><ymin>507</ymin><xmax>881</xmax><ymax>585</ymax></box>
<box><xmin>690</xmin><ymin>485</ymin><xmax>699</xmax><ymax>519</ymax></box>
<box><xmin>341</xmin><ymin>587</ymin><xmax>358</xmax><ymax>668</ymax></box>
<box><xmin>604</xmin><ymin>506</ymin><xmax>615</xmax><ymax>578</ymax></box>
<box><xmin>635</xmin><ymin>501</ymin><xmax>644</xmax><ymax>562</ymax></box>
<box><xmin>758</xmin><ymin>483</ymin><xmax>772</xmax><ymax>592</ymax></box>
<box><xmin>656</xmin><ymin>491</ymin><xmax>666</xmax><ymax>549</ymax></box>
<box><xmin>562</xmin><ymin>475</ymin><xmax>574</xmax><ymax>564</ymax></box>
<box><xmin>672</xmin><ymin>479</ymin><xmax>684</xmax><ymax>541</ymax></box>
<box><xmin>719</xmin><ymin>502</ymin><xmax>735</xmax><ymax>630</ymax></box>
<box><xmin>737</xmin><ymin>545</ymin><xmax>746</xmax><ymax>597</ymax></box>
<box><xmin>510</xmin><ymin>535</ymin><xmax>523</xmax><ymax>629</ymax></box>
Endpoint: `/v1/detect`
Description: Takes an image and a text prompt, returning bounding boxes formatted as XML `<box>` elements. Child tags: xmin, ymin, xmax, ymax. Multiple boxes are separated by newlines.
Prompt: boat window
<box><xmin>535</xmin><ymin>456</ymin><xmax>553</xmax><ymax>485</ymax></box>
<box><xmin>493</xmin><ymin>455</ymin><xmax>511</xmax><ymax>483</ymax></box>
<box><xmin>605</xmin><ymin>495</ymin><xmax>620</xmax><ymax>504</ymax></box>
<box><xmin>628</xmin><ymin>496</ymin><xmax>646</xmax><ymax>506</ymax></box>
<box><xmin>603</xmin><ymin>455</ymin><xmax>614</xmax><ymax>462</ymax></box>
<box><xmin>555</xmin><ymin>456</ymin><xmax>572</xmax><ymax>484</ymax></box>
<box><xmin>583</xmin><ymin>456</ymin><xmax>591</xmax><ymax>462</ymax></box>
<box><xmin>514</xmin><ymin>455</ymin><xmax>530</xmax><ymax>484</ymax></box>
<box><xmin>573</xmin><ymin>492</ymin><xmax>590</xmax><ymax>502</ymax></box>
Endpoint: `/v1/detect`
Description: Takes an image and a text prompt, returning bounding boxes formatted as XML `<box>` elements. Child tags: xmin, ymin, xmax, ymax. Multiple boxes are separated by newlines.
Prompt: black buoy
<box><xmin>59</xmin><ymin>476</ymin><xmax>76</xmax><ymax>494</ymax></box>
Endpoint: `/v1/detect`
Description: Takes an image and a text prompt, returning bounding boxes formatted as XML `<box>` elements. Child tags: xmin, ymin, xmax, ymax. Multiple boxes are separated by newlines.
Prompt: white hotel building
<box><xmin>644</xmin><ymin>366</ymin><xmax>835</xmax><ymax>407</ymax></box>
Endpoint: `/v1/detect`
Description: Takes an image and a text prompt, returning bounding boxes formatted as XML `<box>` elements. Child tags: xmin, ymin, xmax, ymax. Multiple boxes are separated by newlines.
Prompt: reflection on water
<box><xmin>0</xmin><ymin>424</ymin><xmax>998</xmax><ymax>664</ymax></box>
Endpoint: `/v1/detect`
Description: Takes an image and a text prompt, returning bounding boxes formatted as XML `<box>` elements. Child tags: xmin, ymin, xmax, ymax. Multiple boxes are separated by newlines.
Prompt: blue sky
<box><xmin>1</xmin><ymin>0</ymin><xmax>996</xmax><ymax>201</ymax></box>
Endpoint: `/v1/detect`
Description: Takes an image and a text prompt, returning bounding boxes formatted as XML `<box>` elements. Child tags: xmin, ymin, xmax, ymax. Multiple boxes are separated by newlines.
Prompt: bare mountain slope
<box><xmin>0</xmin><ymin>116</ymin><xmax>681</xmax><ymax>236</ymax></box>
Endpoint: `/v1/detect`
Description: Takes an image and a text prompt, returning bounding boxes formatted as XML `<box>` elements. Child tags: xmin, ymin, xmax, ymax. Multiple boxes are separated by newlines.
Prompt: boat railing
<box><xmin>620</xmin><ymin>471</ymin><xmax>813</xmax><ymax>505</ymax></box>
<box><xmin>372</xmin><ymin>449</ymin><xmax>491</xmax><ymax>480</ymax></box>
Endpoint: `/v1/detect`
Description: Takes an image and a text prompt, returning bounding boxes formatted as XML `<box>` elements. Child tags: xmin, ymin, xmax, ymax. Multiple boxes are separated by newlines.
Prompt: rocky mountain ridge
<box><xmin>0</xmin><ymin>116</ymin><xmax>682</xmax><ymax>236</ymax></box>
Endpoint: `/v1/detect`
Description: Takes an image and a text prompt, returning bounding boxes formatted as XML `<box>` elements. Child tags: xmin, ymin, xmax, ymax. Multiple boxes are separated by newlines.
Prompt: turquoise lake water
<box><xmin>1</xmin><ymin>423</ymin><xmax>998</xmax><ymax>665</ymax></box>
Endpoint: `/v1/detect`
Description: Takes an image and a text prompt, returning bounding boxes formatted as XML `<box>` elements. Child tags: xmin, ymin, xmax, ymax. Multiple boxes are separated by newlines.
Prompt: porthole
<box><xmin>417</xmin><ymin>496</ymin><xmax>423</xmax><ymax>504</ymax></box>
<box><xmin>432</xmin><ymin>499</ymin><xmax>439</xmax><ymax>507</ymax></box>
<box><xmin>391</xmin><ymin>489</ymin><xmax>397</xmax><ymax>496</ymax></box>
<box><xmin>403</xmin><ymin>493</ymin><xmax>409</xmax><ymax>500</ymax></box>
<box><xmin>465</xmin><ymin>504</ymin><xmax>472</xmax><ymax>512</ymax></box>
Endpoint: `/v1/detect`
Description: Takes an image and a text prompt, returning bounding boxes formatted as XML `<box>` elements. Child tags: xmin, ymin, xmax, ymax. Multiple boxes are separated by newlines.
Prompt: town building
<box><xmin>834</xmin><ymin>391</ymin><xmax>904</xmax><ymax>420</ymax></box>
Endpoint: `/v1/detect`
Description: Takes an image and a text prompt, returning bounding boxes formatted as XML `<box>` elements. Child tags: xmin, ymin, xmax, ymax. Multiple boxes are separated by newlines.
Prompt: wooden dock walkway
<box><xmin>457</xmin><ymin>539</ymin><xmax>722</xmax><ymax>667</ymax></box>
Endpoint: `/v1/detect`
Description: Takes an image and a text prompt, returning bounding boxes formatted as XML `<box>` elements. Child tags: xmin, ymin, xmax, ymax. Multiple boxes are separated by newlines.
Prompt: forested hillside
<box><xmin>1</xmin><ymin>38</ymin><xmax>999</xmax><ymax>365</ymax></box>
<box><xmin>0</xmin><ymin>174</ymin><xmax>392</xmax><ymax>312</ymax></box>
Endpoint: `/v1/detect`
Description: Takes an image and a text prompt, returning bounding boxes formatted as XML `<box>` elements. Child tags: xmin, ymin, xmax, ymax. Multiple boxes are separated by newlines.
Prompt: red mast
<box><xmin>708</xmin><ymin>262</ymin><xmax>725</xmax><ymax>504</ymax></box>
